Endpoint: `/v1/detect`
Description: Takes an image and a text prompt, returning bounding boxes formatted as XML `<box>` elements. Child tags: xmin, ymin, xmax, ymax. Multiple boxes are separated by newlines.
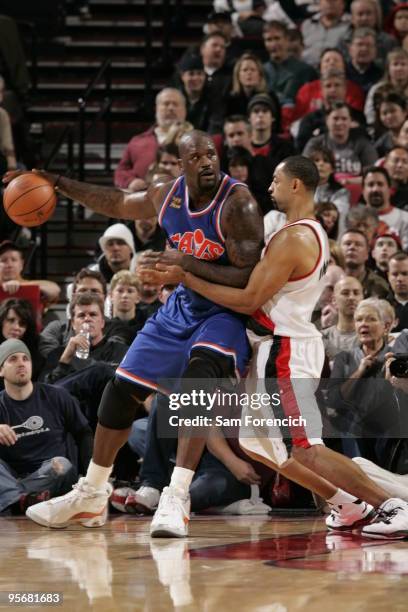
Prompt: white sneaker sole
<box><xmin>361</xmin><ymin>529</ymin><xmax>408</xmax><ymax>540</ymax></box>
<box><xmin>326</xmin><ymin>509</ymin><xmax>377</xmax><ymax>533</ymax></box>
<box><xmin>150</xmin><ymin>522</ymin><xmax>188</xmax><ymax>538</ymax></box>
<box><xmin>26</xmin><ymin>504</ymin><xmax>108</xmax><ymax>529</ymax></box>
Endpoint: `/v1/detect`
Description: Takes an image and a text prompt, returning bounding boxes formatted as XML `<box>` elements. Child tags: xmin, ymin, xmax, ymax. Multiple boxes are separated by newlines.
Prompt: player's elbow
<box><xmin>239</xmin><ymin>292</ymin><xmax>261</xmax><ymax>314</ymax></box>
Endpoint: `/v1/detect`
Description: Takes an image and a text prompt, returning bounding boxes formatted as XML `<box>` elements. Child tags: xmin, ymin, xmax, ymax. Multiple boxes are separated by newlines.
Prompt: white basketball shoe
<box><xmin>150</xmin><ymin>486</ymin><xmax>190</xmax><ymax>538</ymax></box>
<box><xmin>26</xmin><ymin>478</ymin><xmax>112</xmax><ymax>529</ymax></box>
<box><xmin>362</xmin><ymin>498</ymin><xmax>408</xmax><ymax>539</ymax></box>
<box><xmin>326</xmin><ymin>499</ymin><xmax>376</xmax><ymax>532</ymax></box>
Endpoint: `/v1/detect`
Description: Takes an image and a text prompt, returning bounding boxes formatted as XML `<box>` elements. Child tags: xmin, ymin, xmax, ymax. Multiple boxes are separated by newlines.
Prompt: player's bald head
<box><xmin>178</xmin><ymin>130</ymin><xmax>215</xmax><ymax>157</ymax></box>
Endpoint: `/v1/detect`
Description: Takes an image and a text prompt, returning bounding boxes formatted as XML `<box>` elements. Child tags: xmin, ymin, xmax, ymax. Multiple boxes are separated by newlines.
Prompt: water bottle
<box><xmin>75</xmin><ymin>322</ymin><xmax>90</xmax><ymax>359</ymax></box>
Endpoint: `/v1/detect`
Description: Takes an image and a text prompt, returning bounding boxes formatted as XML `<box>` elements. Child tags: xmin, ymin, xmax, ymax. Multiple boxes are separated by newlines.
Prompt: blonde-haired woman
<box><xmin>365</xmin><ymin>48</ymin><xmax>408</xmax><ymax>127</ymax></box>
<box><xmin>225</xmin><ymin>52</ymin><xmax>270</xmax><ymax>116</ymax></box>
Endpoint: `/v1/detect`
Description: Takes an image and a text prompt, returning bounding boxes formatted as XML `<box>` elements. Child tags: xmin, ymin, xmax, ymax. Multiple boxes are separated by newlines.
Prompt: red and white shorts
<box><xmin>239</xmin><ymin>333</ymin><xmax>325</xmax><ymax>467</ymax></box>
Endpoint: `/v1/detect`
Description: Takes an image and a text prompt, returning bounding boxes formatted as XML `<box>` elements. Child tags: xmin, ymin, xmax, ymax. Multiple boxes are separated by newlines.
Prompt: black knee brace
<box><xmin>97</xmin><ymin>377</ymin><xmax>150</xmax><ymax>430</ymax></box>
<box><xmin>180</xmin><ymin>348</ymin><xmax>234</xmax><ymax>396</ymax></box>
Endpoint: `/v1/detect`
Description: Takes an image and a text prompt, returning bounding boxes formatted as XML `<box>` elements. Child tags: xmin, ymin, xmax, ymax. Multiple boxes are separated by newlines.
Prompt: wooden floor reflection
<box><xmin>1</xmin><ymin>515</ymin><xmax>408</xmax><ymax>611</ymax></box>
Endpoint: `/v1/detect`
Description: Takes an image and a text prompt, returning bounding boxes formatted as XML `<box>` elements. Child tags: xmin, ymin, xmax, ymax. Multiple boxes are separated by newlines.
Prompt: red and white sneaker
<box><xmin>362</xmin><ymin>498</ymin><xmax>408</xmax><ymax>540</ymax></box>
<box><xmin>125</xmin><ymin>486</ymin><xmax>160</xmax><ymax>514</ymax></box>
<box><xmin>26</xmin><ymin>478</ymin><xmax>112</xmax><ymax>529</ymax></box>
<box><xmin>150</xmin><ymin>487</ymin><xmax>190</xmax><ymax>538</ymax></box>
<box><xmin>326</xmin><ymin>499</ymin><xmax>376</xmax><ymax>532</ymax></box>
<box><xmin>110</xmin><ymin>486</ymin><xmax>136</xmax><ymax>513</ymax></box>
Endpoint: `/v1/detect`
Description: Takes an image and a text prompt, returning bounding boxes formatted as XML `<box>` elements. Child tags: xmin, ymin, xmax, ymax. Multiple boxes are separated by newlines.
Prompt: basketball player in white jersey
<box><xmin>143</xmin><ymin>156</ymin><xmax>408</xmax><ymax>539</ymax></box>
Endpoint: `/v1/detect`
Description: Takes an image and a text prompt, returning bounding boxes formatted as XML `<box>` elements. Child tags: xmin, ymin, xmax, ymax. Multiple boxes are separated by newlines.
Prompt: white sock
<box><xmin>170</xmin><ymin>467</ymin><xmax>194</xmax><ymax>495</ymax></box>
<box><xmin>86</xmin><ymin>460</ymin><xmax>112</xmax><ymax>490</ymax></box>
<box><xmin>327</xmin><ymin>488</ymin><xmax>358</xmax><ymax>505</ymax></box>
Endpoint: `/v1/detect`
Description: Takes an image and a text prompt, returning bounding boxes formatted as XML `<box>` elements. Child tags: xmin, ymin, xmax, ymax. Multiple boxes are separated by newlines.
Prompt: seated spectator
<box><xmin>374</xmin><ymin>92</ymin><xmax>408</xmax><ymax>157</ymax></box>
<box><xmin>221</xmin><ymin>114</ymin><xmax>253</xmax><ymax>154</ymax></box>
<box><xmin>385</xmin><ymin>2</ymin><xmax>408</xmax><ymax>45</ymax></box>
<box><xmin>205</xmin><ymin>10</ymin><xmax>243</xmax><ymax>67</ymax></box>
<box><xmin>292</xmin><ymin>48</ymin><xmax>365</xmax><ymax>123</ymax></box>
<box><xmin>0</xmin><ymin>240</ymin><xmax>60</xmax><ymax>308</ymax></box>
<box><xmin>0</xmin><ymin>299</ymin><xmax>43</xmax><ymax>381</ymax></box>
<box><xmin>340</xmin><ymin>229</ymin><xmax>392</xmax><ymax>299</ymax></box>
<box><xmin>89</xmin><ymin>223</ymin><xmax>136</xmax><ymax>284</ymax></box>
<box><xmin>287</xmin><ymin>27</ymin><xmax>304</xmax><ymax>60</ymax></box>
<box><xmin>306</xmin><ymin>146</ymin><xmax>350</xmax><ymax>235</ymax></box>
<box><xmin>108</xmin><ymin>270</ymin><xmax>145</xmax><ymax>345</ymax></box>
<box><xmin>312</xmin><ymin>263</ymin><xmax>346</xmax><ymax>328</ymax></box>
<box><xmin>225</xmin><ymin>52</ymin><xmax>269</xmax><ymax>117</ymax></box>
<box><xmin>262</xmin><ymin>20</ymin><xmax>317</xmax><ymax>115</ymax></box>
<box><xmin>301</xmin><ymin>0</ymin><xmax>351</xmax><ymax>68</ymax></box>
<box><xmin>303</xmin><ymin>102</ymin><xmax>378</xmax><ymax>179</ymax></box>
<box><xmin>388</xmin><ymin>251</ymin><xmax>408</xmax><ymax>332</ymax></box>
<box><xmin>371</xmin><ymin>233</ymin><xmax>400</xmax><ymax>280</ymax></box>
<box><xmin>248</xmin><ymin>93</ymin><xmax>294</xmax><ymax>159</ymax></box>
<box><xmin>42</xmin><ymin>293</ymin><xmax>128</xmax><ymax>429</ymax></box>
<box><xmin>43</xmin><ymin>293</ymin><xmax>127</xmax><ymax>384</ymax></box>
<box><xmin>345</xmin><ymin>27</ymin><xmax>383</xmax><ymax>95</ymax></box>
<box><xmin>226</xmin><ymin>146</ymin><xmax>253</xmax><ymax>185</ymax></box>
<box><xmin>0</xmin><ymin>339</ymin><xmax>92</xmax><ymax>515</ymax></box>
<box><xmin>40</xmin><ymin>268</ymin><xmax>107</xmax><ymax>358</ymax></box>
<box><xmin>322</xmin><ymin>276</ymin><xmax>364</xmax><ymax>362</ymax></box>
<box><xmin>327</xmin><ymin>298</ymin><xmax>397</xmax><ymax>460</ymax></box>
<box><xmin>315</xmin><ymin>201</ymin><xmax>340</xmax><ymax>240</ymax></box>
<box><xmin>214</xmin><ymin>0</ymin><xmax>295</xmax><ymax>32</ymax></box>
<box><xmin>114</xmin><ymin>88</ymin><xmax>187</xmax><ymax>189</ymax></box>
<box><xmin>384</xmin><ymin>145</ymin><xmax>408</xmax><ymax>210</ymax></box>
<box><xmin>362</xmin><ymin>166</ymin><xmax>408</xmax><ymax>250</ymax></box>
<box><xmin>296</xmin><ymin>70</ymin><xmax>366</xmax><ymax>152</ymax></box>
<box><xmin>345</xmin><ymin>205</ymin><xmax>389</xmax><ymax>248</ymax></box>
<box><xmin>155</xmin><ymin>143</ymin><xmax>182</xmax><ymax>179</ymax></box>
<box><xmin>339</xmin><ymin>0</ymin><xmax>396</xmax><ymax>67</ymax></box>
<box><xmin>200</xmin><ymin>32</ymin><xmax>232</xmax><ymax>101</ymax></box>
<box><xmin>176</xmin><ymin>55</ymin><xmax>223</xmax><ymax>134</ymax></box>
<box><xmin>365</xmin><ymin>48</ymin><xmax>408</xmax><ymax>128</ymax></box>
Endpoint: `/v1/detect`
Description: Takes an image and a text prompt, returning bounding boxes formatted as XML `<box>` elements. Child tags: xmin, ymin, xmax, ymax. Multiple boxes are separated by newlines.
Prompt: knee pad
<box><xmin>181</xmin><ymin>348</ymin><xmax>234</xmax><ymax>396</ymax></box>
<box><xmin>98</xmin><ymin>377</ymin><xmax>150</xmax><ymax>430</ymax></box>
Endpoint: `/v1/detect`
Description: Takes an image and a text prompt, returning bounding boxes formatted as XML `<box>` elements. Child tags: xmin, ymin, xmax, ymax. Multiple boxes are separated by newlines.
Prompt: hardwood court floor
<box><xmin>0</xmin><ymin>515</ymin><xmax>407</xmax><ymax>611</ymax></box>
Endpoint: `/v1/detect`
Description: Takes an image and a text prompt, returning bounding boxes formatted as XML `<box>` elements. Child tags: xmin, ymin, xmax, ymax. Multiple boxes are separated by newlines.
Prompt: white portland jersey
<box><xmin>252</xmin><ymin>218</ymin><xmax>330</xmax><ymax>339</ymax></box>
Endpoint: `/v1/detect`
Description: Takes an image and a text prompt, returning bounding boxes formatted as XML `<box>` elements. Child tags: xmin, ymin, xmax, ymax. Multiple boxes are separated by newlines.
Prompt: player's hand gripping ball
<box><xmin>3</xmin><ymin>173</ymin><xmax>57</xmax><ymax>227</ymax></box>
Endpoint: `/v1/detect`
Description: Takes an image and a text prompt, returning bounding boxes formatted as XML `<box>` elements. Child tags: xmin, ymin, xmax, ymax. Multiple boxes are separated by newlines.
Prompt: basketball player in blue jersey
<box><xmin>142</xmin><ymin>156</ymin><xmax>408</xmax><ymax>540</ymax></box>
<box><xmin>3</xmin><ymin>130</ymin><xmax>264</xmax><ymax>536</ymax></box>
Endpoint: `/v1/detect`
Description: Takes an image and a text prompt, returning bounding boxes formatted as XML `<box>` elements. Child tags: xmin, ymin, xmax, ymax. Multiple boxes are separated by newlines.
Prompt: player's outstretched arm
<box><xmin>3</xmin><ymin>170</ymin><xmax>170</xmax><ymax>220</ymax></box>
<box><xmin>184</xmin><ymin>230</ymin><xmax>299</xmax><ymax>313</ymax></box>
<box><xmin>183</xmin><ymin>191</ymin><xmax>264</xmax><ymax>288</ymax></box>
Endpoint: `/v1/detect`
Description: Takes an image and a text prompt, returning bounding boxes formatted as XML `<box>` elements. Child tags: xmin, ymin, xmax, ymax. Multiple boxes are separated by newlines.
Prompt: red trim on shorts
<box><xmin>274</xmin><ymin>337</ymin><xmax>311</xmax><ymax>448</ymax></box>
<box><xmin>251</xmin><ymin>308</ymin><xmax>275</xmax><ymax>332</ymax></box>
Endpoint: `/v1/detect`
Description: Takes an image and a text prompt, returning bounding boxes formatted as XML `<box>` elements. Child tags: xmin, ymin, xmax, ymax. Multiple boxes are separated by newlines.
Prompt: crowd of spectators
<box><xmin>1</xmin><ymin>0</ymin><xmax>408</xmax><ymax>518</ymax></box>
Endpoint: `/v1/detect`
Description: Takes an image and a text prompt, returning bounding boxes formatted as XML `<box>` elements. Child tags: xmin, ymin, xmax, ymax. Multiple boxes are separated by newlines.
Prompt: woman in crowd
<box><xmin>374</xmin><ymin>91</ymin><xmax>408</xmax><ymax>156</ymax></box>
<box><xmin>315</xmin><ymin>201</ymin><xmax>340</xmax><ymax>240</ymax></box>
<box><xmin>365</xmin><ymin>48</ymin><xmax>408</xmax><ymax>127</ymax></box>
<box><xmin>0</xmin><ymin>298</ymin><xmax>43</xmax><ymax>380</ymax></box>
<box><xmin>224</xmin><ymin>52</ymin><xmax>269</xmax><ymax>117</ymax></box>
<box><xmin>327</xmin><ymin>298</ymin><xmax>396</xmax><ymax>462</ymax></box>
<box><xmin>307</xmin><ymin>146</ymin><xmax>350</xmax><ymax>235</ymax></box>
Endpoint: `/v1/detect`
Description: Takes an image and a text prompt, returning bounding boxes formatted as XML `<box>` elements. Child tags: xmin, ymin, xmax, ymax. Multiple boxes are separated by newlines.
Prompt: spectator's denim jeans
<box><xmin>0</xmin><ymin>457</ymin><xmax>76</xmax><ymax>512</ymax></box>
<box><xmin>128</xmin><ymin>395</ymin><xmax>250</xmax><ymax>511</ymax></box>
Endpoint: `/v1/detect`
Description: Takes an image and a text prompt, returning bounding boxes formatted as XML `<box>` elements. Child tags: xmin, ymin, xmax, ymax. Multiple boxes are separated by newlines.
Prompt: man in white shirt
<box><xmin>362</xmin><ymin>167</ymin><xmax>408</xmax><ymax>251</ymax></box>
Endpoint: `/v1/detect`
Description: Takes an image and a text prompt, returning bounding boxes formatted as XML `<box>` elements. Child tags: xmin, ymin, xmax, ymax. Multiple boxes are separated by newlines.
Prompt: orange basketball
<box><xmin>3</xmin><ymin>173</ymin><xmax>57</xmax><ymax>227</ymax></box>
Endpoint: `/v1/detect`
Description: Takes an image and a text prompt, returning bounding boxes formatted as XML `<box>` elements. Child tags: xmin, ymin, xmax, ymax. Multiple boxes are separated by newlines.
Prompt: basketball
<box><xmin>3</xmin><ymin>173</ymin><xmax>57</xmax><ymax>227</ymax></box>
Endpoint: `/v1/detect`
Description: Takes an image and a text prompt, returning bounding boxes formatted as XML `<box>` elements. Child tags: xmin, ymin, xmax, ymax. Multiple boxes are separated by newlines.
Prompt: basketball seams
<box><xmin>4</xmin><ymin>184</ymin><xmax>55</xmax><ymax>213</ymax></box>
<box><xmin>11</xmin><ymin>190</ymin><xmax>56</xmax><ymax>217</ymax></box>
